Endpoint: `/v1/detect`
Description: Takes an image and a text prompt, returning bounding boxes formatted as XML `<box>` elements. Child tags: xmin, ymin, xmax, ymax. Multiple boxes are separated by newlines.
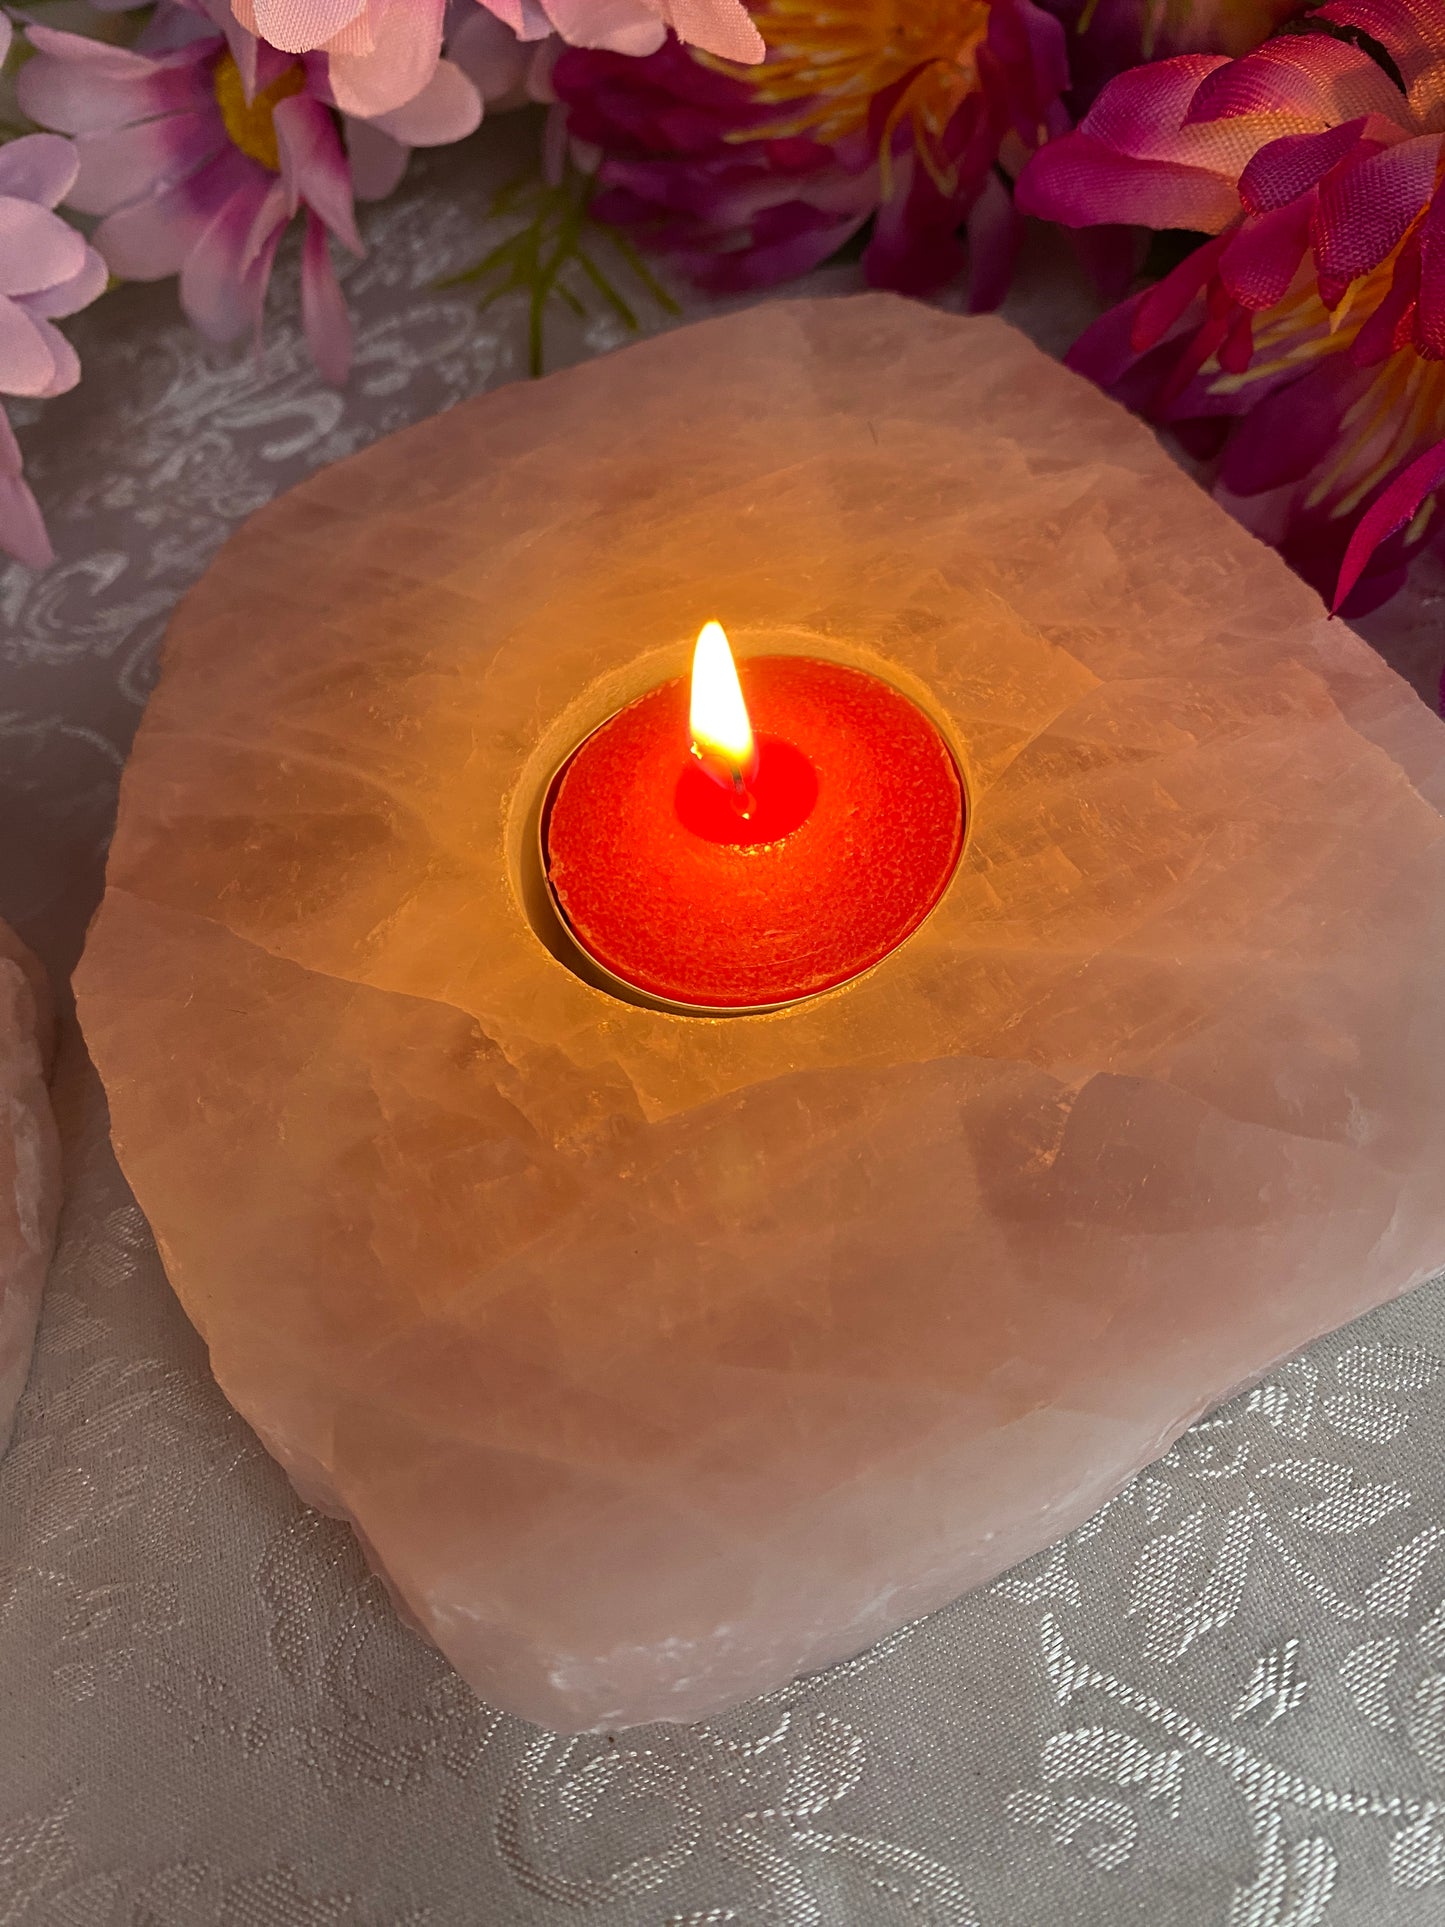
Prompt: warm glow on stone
<box><xmin>76</xmin><ymin>298</ymin><xmax>1445</xmax><ymax>1731</ymax></box>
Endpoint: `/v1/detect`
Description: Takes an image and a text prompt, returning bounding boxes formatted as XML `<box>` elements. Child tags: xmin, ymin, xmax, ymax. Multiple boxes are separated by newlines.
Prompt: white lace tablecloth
<box><xmin>4</xmin><ymin>116</ymin><xmax>1445</xmax><ymax>1927</ymax></box>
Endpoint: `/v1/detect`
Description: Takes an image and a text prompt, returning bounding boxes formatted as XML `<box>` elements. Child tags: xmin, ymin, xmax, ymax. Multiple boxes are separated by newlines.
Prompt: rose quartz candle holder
<box><xmin>77</xmin><ymin>297</ymin><xmax>1445</xmax><ymax>1731</ymax></box>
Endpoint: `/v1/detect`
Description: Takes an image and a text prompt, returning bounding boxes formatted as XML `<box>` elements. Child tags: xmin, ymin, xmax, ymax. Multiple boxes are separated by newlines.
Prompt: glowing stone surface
<box><xmin>0</xmin><ymin>921</ymin><xmax>59</xmax><ymax>1452</ymax></box>
<box><xmin>76</xmin><ymin>296</ymin><xmax>1445</xmax><ymax>1730</ymax></box>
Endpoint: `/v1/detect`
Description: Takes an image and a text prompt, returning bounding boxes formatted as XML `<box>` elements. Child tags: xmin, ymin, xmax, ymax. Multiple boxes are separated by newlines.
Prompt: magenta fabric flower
<box><xmin>18</xmin><ymin>4</ymin><xmax>479</xmax><ymax>385</ymax></box>
<box><xmin>555</xmin><ymin>0</ymin><xmax>1070</xmax><ymax>303</ymax></box>
<box><xmin>226</xmin><ymin>0</ymin><xmax>762</xmax><ymax>118</ymax></box>
<box><xmin>1018</xmin><ymin>2</ymin><xmax>1445</xmax><ymax>612</ymax></box>
<box><xmin>1043</xmin><ymin>0</ymin><xmax>1302</xmax><ymax>116</ymax></box>
<box><xmin>554</xmin><ymin>37</ymin><xmax>874</xmax><ymax>292</ymax></box>
<box><xmin>0</xmin><ymin>21</ymin><xmax>108</xmax><ymax>569</ymax></box>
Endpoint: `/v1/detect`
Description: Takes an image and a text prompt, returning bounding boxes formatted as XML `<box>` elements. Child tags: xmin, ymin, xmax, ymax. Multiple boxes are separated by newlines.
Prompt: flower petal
<box><xmin>0</xmin><ymin>134</ymin><xmax>80</xmax><ymax>210</ymax></box>
<box><xmin>685</xmin><ymin>200</ymin><xmax>861</xmax><ymax>290</ymax></box>
<box><xmin>1238</xmin><ymin>119</ymin><xmax>1378</xmax><ymax>216</ymax></box>
<box><xmin>1017</xmin><ymin>133</ymin><xmax>1240</xmax><ymax>231</ymax></box>
<box><xmin>1220</xmin><ymin>199</ymin><xmax>1312</xmax><ymax>309</ymax></box>
<box><xmin>988</xmin><ymin>0</ymin><xmax>1070</xmax><ymax>122</ymax></box>
<box><xmin>1081</xmin><ymin>55</ymin><xmax>1228</xmax><ymax>159</ymax></box>
<box><xmin>658</xmin><ymin>0</ymin><xmax>762</xmax><ymax>63</ymax></box>
<box><xmin>24</xmin><ymin>24</ymin><xmax>177</xmax><ymax>81</ymax></box>
<box><xmin>273</xmin><ymin>94</ymin><xmax>363</xmax><ymax>251</ymax></box>
<box><xmin>1186</xmin><ymin>37</ymin><xmax>1406</xmax><ymax>130</ymax></box>
<box><xmin>1082</xmin><ymin>53</ymin><xmax>1311</xmax><ymax>180</ymax></box>
<box><xmin>19</xmin><ymin>28</ymin><xmax>214</xmax><ymax>136</ymax></box>
<box><xmin>966</xmin><ymin>169</ymin><xmax>1022</xmax><ymax>314</ymax></box>
<box><xmin>0</xmin><ymin>408</ymin><xmax>55</xmax><ymax>571</ymax></box>
<box><xmin>20</xmin><ymin>244</ymin><xmax>109</xmax><ymax>319</ymax></box>
<box><xmin>1221</xmin><ymin>356</ymin><xmax>1367</xmax><ymax>497</ymax></box>
<box><xmin>1066</xmin><ymin>291</ymin><xmax>1165</xmax><ymax>390</ymax></box>
<box><xmin>327</xmin><ymin>0</ymin><xmax>446</xmax><ymax>117</ymax></box>
<box><xmin>344</xmin><ymin>117</ymin><xmax>409</xmax><ymax>201</ymax></box>
<box><xmin>1415</xmin><ymin>184</ymin><xmax>1445</xmax><ymax>359</ymax></box>
<box><xmin>1352</xmin><ymin>239</ymin><xmax>1419</xmax><ymax>364</ymax></box>
<box><xmin>1316</xmin><ymin>0</ymin><xmax>1445</xmax><ymax>126</ymax></box>
<box><xmin>0</xmin><ymin>473</ymin><xmax>55</xmax><ymax>569</ymax></box>
<box><xmin>96</xmin><ymin>146</ymin><xmax>257</xmax><ymax>279</ymax></box>
<box><xmin>483</xmin><ymin>0</ymin><xmax>555</xmax><ymax>41</ymax></box>
<box><xmin>1</xmin><ymin>404</ymin><xmax>22</xmax><ymax>481</ymax></box>
<box><xmin>863</xmin><ymin>147</ymin><xmax>967</xmax><ymax>298</ymax></box>
<box><xmin>1333</xmin><ymin>434</ymin><xmax>1445</xmax><ymax>609</ymax></box>
<box><xmin>179</xmin><ymin>172</ymin><xmax>272</xmax><ymax>341</ymax></box>
<box><xmin>321</xmin><ymin>13</ymin><xmax>381</xmax><ymax>55</ymax></box>
<box><xmin>543</xmin><ymin>0</ymin><xmax>666</xmax><ymax>54</ymax></box>
<box><xmin>241</xmin><ymin>220</ymin><xmax>286</xmax><ymax>341</ymax></box>
<box><xmin>0</xmin><ymin>199</ymin><xmax>86</xmax><ymax>298</ymax></box>
<box><xmin>211</xmin><ymin>1</ymin><xmax>261</xmax><ymax>93</ymax></box>
<box><xmin>1313</xmin><ymin>133</ymin><xmax>1440</xmax><ymax>284</ymax></box>
<box><xmin>252</xmin><ymin>0</ymin><xmax>368</xmax><ymax>54</ymax></box>
<box><xmin>447</xmin><ymin>11</ymin><xmax>534</xmax><ymax>103</ymax></box>
<box><xmin>0</xmin><ymin>293</ymin><xmax>61</xmax><ymax>396</ymax></box>
<box><xmin>1131</xmin><ymin>231</ymin><xmax>1229</xmax><ymax>348</ymax></box>
<box><xmin>361</xmin><ymin>57</ymin><xmax>481</xmax><ymax>145</ymax></box>
<box><xmin>240</xmin><ymin>179</ymin><xmax>289</xmax><ymax>276</ymax></box>
<box><xmin>300</xmin><ymin>209</ymin><xmax>352</xmax><ymax>384</ymax></box>
<box><xmin>30</xmin><ymin>317</ymin><xmax>81</xmax><ymax>398</ymax></box>
<box><xmin>72</xmin><ymin>111</ymin><xmax>226</xmax><ymax>218</ymax></box>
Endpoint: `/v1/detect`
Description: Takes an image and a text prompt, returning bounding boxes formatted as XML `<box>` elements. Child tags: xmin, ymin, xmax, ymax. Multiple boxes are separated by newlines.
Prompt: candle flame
<box><xmin>689</xmin><ymin>621</ymin><xmax>756</xmax><ymax>786</ymax></box>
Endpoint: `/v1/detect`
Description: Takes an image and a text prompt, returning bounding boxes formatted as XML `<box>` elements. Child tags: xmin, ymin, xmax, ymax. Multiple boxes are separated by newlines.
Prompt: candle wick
<box><xmin>691</xmin><ymin>739</ymin><xmax>758</xmax><ymax>818</ymax></box>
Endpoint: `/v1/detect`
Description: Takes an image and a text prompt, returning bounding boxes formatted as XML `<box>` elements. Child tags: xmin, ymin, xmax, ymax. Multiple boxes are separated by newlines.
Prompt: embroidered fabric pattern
<box><xmin>2</xmin><ymin>125</ymin><xmax>1444</xmax><ymax>1927</ymax></box>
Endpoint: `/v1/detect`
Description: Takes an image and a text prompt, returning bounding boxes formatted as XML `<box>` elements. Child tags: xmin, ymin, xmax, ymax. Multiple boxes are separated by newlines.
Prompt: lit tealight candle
<box><xmin>544</xmin><ymin>623</ymin><xmax>965</xmax><ymax>1012</ymax></box>
<box><xmin>690</xmin><ymin>620</ymin><xmax>757</xmax><ymax>802</ymax></box>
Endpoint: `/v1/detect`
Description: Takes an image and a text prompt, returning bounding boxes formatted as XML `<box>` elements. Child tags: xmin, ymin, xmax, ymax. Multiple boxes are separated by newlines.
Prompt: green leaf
<box><xmin>439</xmin><ymin>156</ymin><xmax>680</xmax><ymax>377</ymax></box>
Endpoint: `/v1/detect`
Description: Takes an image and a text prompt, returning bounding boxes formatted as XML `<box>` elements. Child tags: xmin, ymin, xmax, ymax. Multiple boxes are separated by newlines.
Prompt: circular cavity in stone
<box><xmin>542</xmin><ymin>655</ymin><xmax>966</xmax><ymax>1013</ymax></box>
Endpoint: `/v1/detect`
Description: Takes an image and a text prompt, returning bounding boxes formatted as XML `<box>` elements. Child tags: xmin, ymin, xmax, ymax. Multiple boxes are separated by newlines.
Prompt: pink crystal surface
<box><xmin>0</xmin><ymin>920</ymin><xmax>59</xmax><ymax>1451</ymax></box>
<box><xmin>76</xmin><ymin>296</ymin><xmax>1445</xmax><ymax>1729</ymax></box>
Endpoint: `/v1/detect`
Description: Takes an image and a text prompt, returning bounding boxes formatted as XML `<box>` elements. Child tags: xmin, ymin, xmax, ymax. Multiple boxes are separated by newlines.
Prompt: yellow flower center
<box><xmin>1211</xmin><ymin>244</ymin><xmax>1445</xmax><ymax>520</ymax></box>
<box><xmin>730</xmin><ymin>0</ymin><xmax>993</xmax><ymax>152</ymax></box>
<box><xmin>214</xmin><ymin>51</ymin><xmax>306</xmax><ymax>172</ymax></box>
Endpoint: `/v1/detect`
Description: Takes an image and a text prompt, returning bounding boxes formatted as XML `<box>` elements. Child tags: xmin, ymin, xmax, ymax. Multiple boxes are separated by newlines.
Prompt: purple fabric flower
<box><xmin>0</xmin><ymin>20</ymin><xmax>108</xmax><ymax>569</ymax></box>
<box><xmin>18</xmin><ymin>1</ymin><xmax>480</xmax><ymax>385</ymax></box>
<box><xmin>554</xmin><ymin>0</ymin><xmax>1070</xmax><ymax>303</ymax></box>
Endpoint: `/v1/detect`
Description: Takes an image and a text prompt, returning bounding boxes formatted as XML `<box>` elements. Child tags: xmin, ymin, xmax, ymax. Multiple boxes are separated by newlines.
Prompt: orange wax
<box><xmin>544</xmin><ymin>655</ymin><xmax>964</xmax><ymax>1010</ymax></box>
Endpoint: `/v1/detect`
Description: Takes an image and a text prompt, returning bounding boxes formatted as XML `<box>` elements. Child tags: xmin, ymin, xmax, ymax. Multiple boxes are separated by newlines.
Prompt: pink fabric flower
<box><xmin>0</xmin><ymin>21</ymin><xmax>108</xmax><ymax>568</ymax></box>
<box><xmin>227</xmin><ymin>0</ymin><xmax>761</xmax><ymax>118</ymax></box>
<box><xmin>554</xmin><ymin>0</ymin><xmax>1070</xmax><ymax>303</ymax></box>
<box><xmin>1017</xmin><ymin>3</ymin><xmax>1445</xmax><ymax>612</ymax></box>
<box><xmin>17</xmin><ymin>5</ymin><xmax>479</xmax><ymax>385</ymax></box>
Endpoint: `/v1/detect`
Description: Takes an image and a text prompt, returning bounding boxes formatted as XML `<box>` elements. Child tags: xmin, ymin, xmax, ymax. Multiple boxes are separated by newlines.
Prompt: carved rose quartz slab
<box><xmin>0</xmin><ymin>920</ymin><xmax>59</xmax><ymax>1451</ymax></box>
<box><xmin>76</xmin><ymin>296</ymin><xmax>1445</xmax><ymax>1730</ymax></box>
